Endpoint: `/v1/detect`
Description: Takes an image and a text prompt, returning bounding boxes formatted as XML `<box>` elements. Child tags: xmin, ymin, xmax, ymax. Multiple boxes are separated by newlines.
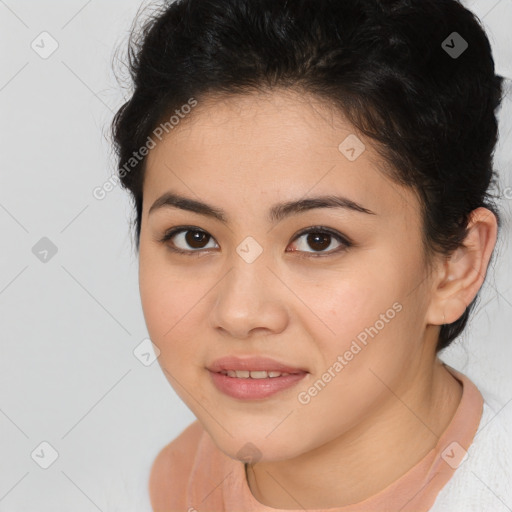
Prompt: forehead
<box><xmin>143</xmin><ymin>89</ymin><xmax>420</xmax><ymax>222</ymax></box>
<box><xmin>149</xmin><ymin>89</ymin><xmax>362</xmax><ymax>158</ymax></box>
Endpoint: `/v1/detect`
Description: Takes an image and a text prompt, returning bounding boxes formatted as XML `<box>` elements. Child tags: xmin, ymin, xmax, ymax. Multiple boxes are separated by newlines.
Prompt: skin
<box><xmin>140</xmin><ymin>89</ymin><xmax>497</xmax><ymax>509</ymax></box>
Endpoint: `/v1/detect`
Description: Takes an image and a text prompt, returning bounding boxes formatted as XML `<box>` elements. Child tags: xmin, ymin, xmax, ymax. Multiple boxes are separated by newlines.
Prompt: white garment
<box><xmin>430</xmin><ymin>387</ymin><xmax>512</xmax><ymax>511</ymax></box>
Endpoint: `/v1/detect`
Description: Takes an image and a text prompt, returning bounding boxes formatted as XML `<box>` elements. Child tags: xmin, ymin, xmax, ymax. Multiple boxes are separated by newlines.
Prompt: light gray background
<box><xmin>0</xmin><ymin>1</ymin><xmax>511</xmax><ymax>510</ymax></box>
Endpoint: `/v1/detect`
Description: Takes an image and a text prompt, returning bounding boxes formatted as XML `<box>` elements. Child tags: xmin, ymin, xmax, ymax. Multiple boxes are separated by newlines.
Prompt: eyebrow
<box><xmin>148</xmin><ymin>191</ymin><xmax>376</xmax><ymax>223</ymax></box>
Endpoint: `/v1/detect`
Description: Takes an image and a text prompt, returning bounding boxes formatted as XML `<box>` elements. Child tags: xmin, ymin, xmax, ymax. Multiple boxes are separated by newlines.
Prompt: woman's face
<box><xmin>139</xmin><ymin>90</ymin><xmax>442</xmax><ymax>462</ymax></box>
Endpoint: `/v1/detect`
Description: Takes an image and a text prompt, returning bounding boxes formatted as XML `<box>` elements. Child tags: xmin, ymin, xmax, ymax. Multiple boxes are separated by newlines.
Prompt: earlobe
<box><xmin>426</xmin><ymin>207</ymin><xmax>498</xmax><ymax>326</ymax></box>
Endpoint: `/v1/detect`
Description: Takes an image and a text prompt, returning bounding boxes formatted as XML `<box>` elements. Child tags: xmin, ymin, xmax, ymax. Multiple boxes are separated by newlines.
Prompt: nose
<box><xmin>209</xmin><ymin>251</ymin><xmax>289</xmax><ymax>340</ymax></box>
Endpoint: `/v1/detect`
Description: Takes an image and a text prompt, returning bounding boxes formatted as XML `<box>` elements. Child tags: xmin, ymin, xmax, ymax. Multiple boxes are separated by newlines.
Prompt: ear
<box><xmin>425</xmin><ymin>207</ymin><xmax>498</xmax><ymax>326</ymax></box>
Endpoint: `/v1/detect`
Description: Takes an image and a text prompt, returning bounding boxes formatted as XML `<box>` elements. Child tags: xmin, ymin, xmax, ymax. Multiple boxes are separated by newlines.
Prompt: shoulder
<box><xmin>149</xmin><ymin>420</ymin><xmax>205</xmax><ymax>511</ymax></box>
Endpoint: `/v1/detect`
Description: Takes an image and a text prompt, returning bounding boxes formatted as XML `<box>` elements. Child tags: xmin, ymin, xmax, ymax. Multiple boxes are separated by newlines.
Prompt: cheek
<box><xmin>138</xmin><ymin>255</ymin><xmax>198</xmax><ymax>347</ymax></box>
<box><xmin>302</xmin><ymin>270</ymin><xmax>411</xmax><ymax>374</ymax></box>
<box><xmin>138</xmin><ymin>255</ymin><xmax>221</xmax><ymax>386</ymax></box>
<box><xmin>139</xmin><ymin>260</ymin><xmax>168</xmax><ymax>337</ymax></box>
<box><xmin>302</xmin><ymin>276</ymin><xmax>387</xmax><ymax>342</ymax></box>
<box><xmin>294</xmin><ymin>281</ymin><xmax>409</xmax><ymax>430</ymax></box>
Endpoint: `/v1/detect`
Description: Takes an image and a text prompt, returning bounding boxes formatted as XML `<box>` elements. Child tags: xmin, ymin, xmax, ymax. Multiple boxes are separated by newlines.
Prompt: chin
<box><xmin>207</xmin><ymin>428</ymin><xmax>299</xmax><ymax>464</ymax></box>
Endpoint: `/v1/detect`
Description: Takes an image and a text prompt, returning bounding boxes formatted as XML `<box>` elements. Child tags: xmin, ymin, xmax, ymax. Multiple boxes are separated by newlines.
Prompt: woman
<box><xmin>110</xmin><ymin>0</ymin><xmax>511</xmax><ymax>510</ymax></box>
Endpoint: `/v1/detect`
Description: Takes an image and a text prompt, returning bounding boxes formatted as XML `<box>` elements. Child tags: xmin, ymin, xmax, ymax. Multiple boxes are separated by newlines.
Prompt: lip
<box><xmin>207</xmin><ymin>356</ymin><xmax>308</xmax><ymax>374</ymax></box>
<box><xmin>209</xmin><ymin>371</ymin><xmax>308</xmax><ymax>400</ymax></box>
<box><xmin>207</xmin><ymin>356</ymin><xmax>309</xmax><ymax>400</ymax></box>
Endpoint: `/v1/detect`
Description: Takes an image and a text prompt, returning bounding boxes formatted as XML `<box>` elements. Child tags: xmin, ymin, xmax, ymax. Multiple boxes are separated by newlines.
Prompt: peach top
<box><xmin>153</xmin><ymin>364</ymin><xmax>483</xmax><ymax>512</ymax></box>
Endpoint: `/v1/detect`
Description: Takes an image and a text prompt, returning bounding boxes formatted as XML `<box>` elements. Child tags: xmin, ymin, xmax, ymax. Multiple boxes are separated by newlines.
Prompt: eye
<box><xmin>158</xmin><ymin>226</ymin><xmax>218</xmax><ymax>256</ymax></box>
<box><xmin>287</xmin><ymin>226</ymin><xmax>351</xmax><ymax>257</ymax></box>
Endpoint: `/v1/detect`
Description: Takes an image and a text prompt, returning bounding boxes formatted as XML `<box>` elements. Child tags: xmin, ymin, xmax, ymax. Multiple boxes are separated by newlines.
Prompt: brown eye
<box><xmin>288</xmin><ymin>227</ymin><xmax>351</xmax><ymax>257</ymax></box>
<box><xmin>160</xmin><ymin>227</ymin><xmax>218</xmax><ymax>254</ymax></box>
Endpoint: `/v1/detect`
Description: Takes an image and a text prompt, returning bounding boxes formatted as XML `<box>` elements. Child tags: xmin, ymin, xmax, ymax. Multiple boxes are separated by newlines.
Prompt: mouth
<box><xmin>207</xmin><ymin>356</ymin><xmax>309</xmax><ymax>400</ymax></box>
<box><xmin>207</xmin><ymin>355</ymin><xmax>308</xmax><ymax>375</ymax></box>
<box><xmin>217</xmin><ymin>369</ymin><xmax>300</xmax><ymax>379</ymax></box>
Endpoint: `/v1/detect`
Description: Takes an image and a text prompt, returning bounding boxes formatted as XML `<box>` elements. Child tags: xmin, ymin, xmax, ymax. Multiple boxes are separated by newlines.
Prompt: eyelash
<box><xmin>157</xmin><ymin>225</ymin><xmax>353</xmax><ymax>259</ymax></box>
